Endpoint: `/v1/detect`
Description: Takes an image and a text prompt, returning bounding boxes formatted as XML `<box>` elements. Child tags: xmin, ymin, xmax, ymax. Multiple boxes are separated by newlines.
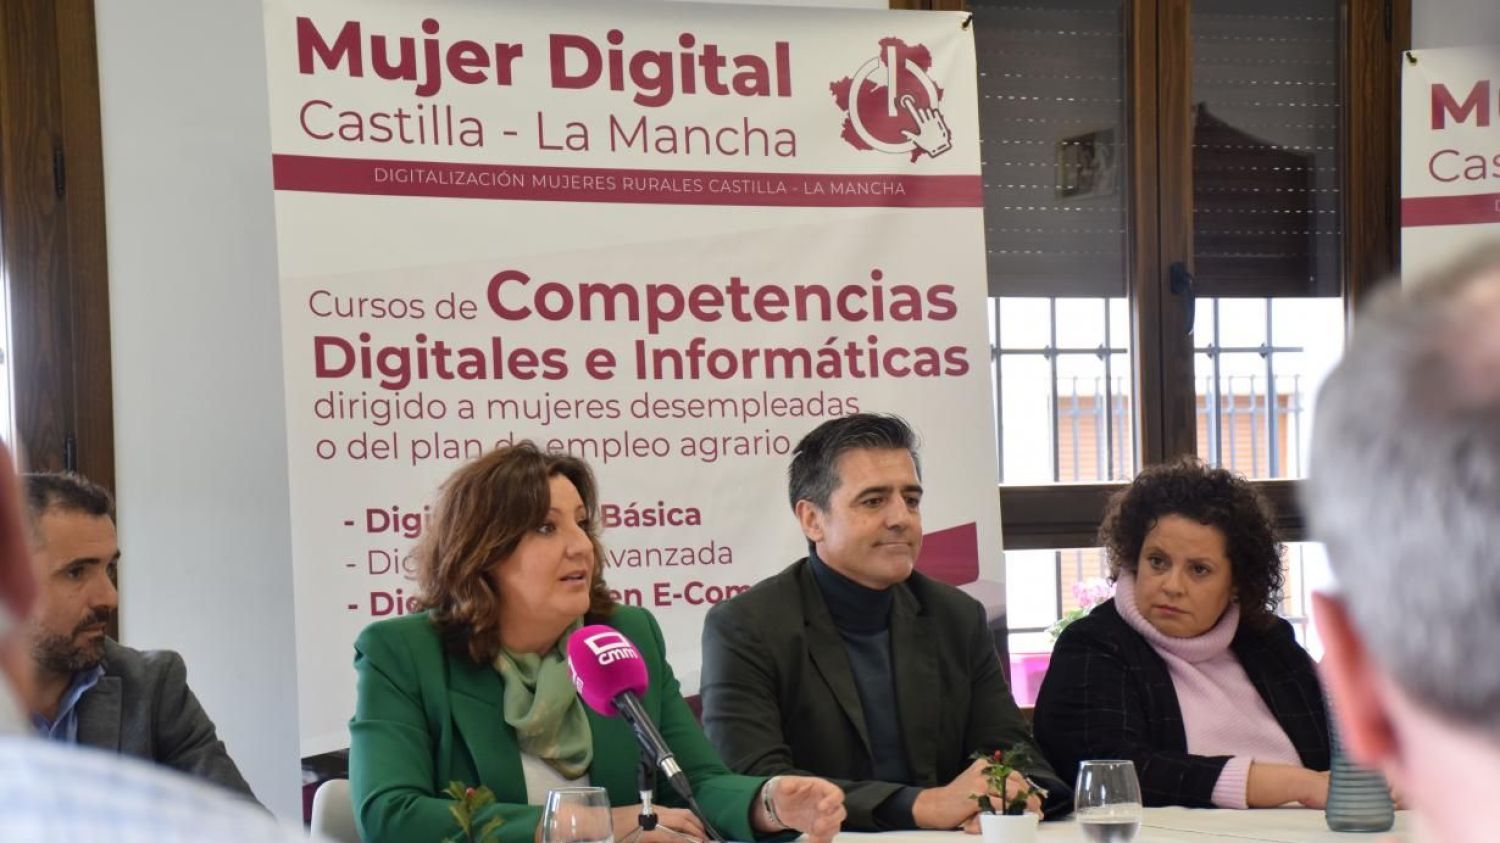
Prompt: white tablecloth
<box><xmin>834</xmin><ymin>808</ymin><xmax>1414</xmax><ymax>843</ymax></box>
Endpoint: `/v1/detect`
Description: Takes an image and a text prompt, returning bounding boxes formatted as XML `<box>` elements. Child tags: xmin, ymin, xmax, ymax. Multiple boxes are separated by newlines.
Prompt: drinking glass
<box><xmin>541</xmin><ymin>786</ymin><xmax>612</xmax><ymax>843</ymax></box>
<box><xmin>1074</xmin><ymin>760</ymin><xmax>1143</xmax><ymax>843</ymax></box>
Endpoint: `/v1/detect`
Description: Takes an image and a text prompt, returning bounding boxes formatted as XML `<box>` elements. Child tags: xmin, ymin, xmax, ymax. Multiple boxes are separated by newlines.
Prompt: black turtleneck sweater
<box><xmin>808</xmin><ymin>551</ymin><xmax>922</xmax><ymax>826</ymax></box>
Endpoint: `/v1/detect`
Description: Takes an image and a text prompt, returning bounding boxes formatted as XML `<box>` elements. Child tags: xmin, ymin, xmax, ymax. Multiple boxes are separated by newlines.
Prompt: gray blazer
<box><xmin>76</xmin><ymin>638</ymin><xmax>258</xmax><ymax>802</ymax></box>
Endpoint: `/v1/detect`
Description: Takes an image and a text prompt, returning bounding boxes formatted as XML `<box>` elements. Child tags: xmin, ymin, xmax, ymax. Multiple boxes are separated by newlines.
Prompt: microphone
<box><xmin>567</xmin><ymin>625</ymin><xmax>724</xmax><ymax>842</ymax></box>
<box><xmin>567</xmin><ymin>625</ymin><xmax>692</xmax><ymax>798</ymax></box>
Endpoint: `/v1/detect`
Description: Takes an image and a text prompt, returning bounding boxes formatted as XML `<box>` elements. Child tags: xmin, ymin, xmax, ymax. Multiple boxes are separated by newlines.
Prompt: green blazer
<box><xmin>350</xmin><ymin>606</ymin><xmax>766</xmax><ymax>843</ymax></box>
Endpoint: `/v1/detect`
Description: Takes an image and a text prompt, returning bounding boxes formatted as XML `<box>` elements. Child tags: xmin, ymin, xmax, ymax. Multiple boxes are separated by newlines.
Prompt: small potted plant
<box><xmin>971</xmin><ymin>748</ymin><xmax>1045</xmax><ymax>843</ymax></box>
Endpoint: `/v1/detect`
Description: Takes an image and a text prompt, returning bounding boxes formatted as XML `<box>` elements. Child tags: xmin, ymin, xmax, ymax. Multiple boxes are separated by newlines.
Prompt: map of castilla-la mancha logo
<box><xmin>832</xmin><ymin>38</ymin><xmax>951</xmax><ymax>161</ymax></box>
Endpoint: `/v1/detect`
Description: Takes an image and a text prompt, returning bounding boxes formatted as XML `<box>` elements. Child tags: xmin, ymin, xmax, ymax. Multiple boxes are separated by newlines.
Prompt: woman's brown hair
<box><xmin>416</xmin><ymin>442</ymin><xmax>615</xmax><ymax>663</ymax></box>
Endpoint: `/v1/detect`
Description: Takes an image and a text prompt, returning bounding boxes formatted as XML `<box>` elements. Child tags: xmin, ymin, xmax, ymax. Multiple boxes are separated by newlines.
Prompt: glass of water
<box><xmin>1075</xmin><ymin>760</ymin><xmax>1143</xmax><ymax>843</ymax></box>
<box><xmin>541</xmin><ymin>786</ymin><xmax>612</xmax><ymax>843</ymax></box>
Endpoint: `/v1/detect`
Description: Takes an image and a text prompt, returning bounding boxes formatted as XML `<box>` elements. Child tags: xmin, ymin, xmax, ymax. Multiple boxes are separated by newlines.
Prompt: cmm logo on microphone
<box><xmin>583</xmin><ymin>630</ymin><xmax>639</xmax><ymax>665</ymax></box>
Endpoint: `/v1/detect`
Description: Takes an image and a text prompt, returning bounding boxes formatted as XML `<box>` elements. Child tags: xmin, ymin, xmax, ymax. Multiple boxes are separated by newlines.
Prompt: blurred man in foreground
<box><xmin>1307</xmin><ymin>245</ymin><xmax>1500</xmax><ymax>843</ymax></box>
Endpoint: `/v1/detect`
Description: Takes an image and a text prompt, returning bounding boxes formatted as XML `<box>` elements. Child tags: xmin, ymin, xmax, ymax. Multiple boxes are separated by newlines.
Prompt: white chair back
<box><xmin>310</xmin><ymin>778</ymin><xmax>359</xmax><ymax>843</ymax></box>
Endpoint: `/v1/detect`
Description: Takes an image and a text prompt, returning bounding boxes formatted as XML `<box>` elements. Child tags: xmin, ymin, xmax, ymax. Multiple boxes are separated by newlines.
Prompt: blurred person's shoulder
<box><xmin>0</xmin><ymin>735</ymin><xmax>313</xmax><ymax>842</ymax></box>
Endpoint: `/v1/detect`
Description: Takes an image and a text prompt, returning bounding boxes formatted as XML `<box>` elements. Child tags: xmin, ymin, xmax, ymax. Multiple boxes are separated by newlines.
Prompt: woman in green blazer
<box><xmin>349</xmin><ymin>443</ymin><xmax>845</xmax><ymax>843</ymax></box>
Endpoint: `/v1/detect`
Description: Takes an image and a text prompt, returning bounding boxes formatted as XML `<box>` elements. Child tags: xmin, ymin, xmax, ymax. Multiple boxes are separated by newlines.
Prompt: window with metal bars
<box><xmin>991</xmin><ymin>292</ymin><xmax>1341</xmax><ymax>702</ymax></box>
<box><xmin>990</xmin><ymin>294</ymin><xmax>1340</xmax><ymax>485</ymax></box>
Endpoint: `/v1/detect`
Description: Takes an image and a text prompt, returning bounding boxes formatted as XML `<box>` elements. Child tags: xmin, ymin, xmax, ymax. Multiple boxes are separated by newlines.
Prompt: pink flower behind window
<box><xmin>1049</xmin><ymin>577</ymin><xmax>1112</xmax><ymax>642</ymax></box>
<box><xmin>1071</xmin><ymin>577</ymin><xmax>1112</xmax><ymax>610</ymax></box>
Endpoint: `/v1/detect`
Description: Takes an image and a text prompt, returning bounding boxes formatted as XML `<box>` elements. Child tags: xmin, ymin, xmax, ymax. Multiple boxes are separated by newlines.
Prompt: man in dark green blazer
<box><xmin>351</xmin><ymin>605</ymin><xmax>767</xmax><ymax>843</ymax></box>
<box><xmin>701</xmin><ymin>414</ymin><xmax>1070</xmax><ymax>831</ymax></box>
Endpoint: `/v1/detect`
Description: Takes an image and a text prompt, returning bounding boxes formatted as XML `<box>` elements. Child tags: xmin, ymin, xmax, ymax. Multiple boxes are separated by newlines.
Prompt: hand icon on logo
<box><xmin>899</xmin><ymin>95</ymin><xmax>952</xmax><ymax>158</ymax></box>
<box><xmin>832</xmin><ymin>39</ymin><xmax>952</xmax><ymax>160</ymax></box>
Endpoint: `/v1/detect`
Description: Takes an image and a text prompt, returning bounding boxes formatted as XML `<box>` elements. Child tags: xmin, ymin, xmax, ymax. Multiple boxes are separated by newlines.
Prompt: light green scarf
<box><xmin>492</xmin><ymin>622</ymin><xmax>593</xmax><ymax>779</ymax></box>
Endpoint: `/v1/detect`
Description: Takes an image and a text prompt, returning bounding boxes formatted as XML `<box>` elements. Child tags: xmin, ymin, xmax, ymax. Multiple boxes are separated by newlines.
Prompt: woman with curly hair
<box><xmin>348</xmin><ymin>442</ymin><xmax>845</xmax><ymax>843</ymax></box>
<box><xmin>1033</xmin><ymin>458</ymin><xmax>1330</xmax><ymax>810</ymax></box>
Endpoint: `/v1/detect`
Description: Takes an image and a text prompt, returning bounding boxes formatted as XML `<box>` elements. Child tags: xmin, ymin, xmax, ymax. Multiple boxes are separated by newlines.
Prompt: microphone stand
<box><xmin>615</xmin><ymin>698</ymin><xmax>726</xmax><ymax>843</ymax></box>
<box><xmin>619</xmin><ymin>758</ymin><xmax>708</xmax><ymax>843</ymax></box>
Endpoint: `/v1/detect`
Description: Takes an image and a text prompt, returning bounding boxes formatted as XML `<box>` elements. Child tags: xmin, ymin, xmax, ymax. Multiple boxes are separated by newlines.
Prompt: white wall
<box><xmin>1412</xmin><ymin>0</ymin><xmax>1500</xmax><ymax>49</ymax></box>
<box><xmin>95</xmin><ymin>1</ymin><xmax>301</xmax><ymax>821</ymax></box>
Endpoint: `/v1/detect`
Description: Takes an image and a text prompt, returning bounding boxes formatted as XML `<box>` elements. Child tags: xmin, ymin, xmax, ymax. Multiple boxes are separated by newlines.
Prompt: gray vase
<box><xmin>1325</xmin><ymin>718</ymin><xmax>1395</xmax><ymax>832</ymax></box>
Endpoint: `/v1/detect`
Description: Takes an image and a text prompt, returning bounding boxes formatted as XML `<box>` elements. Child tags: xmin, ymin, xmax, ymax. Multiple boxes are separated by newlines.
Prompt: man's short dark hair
<box><xmin>23</xmin><ymin>472</ymin><xmax>115</xmax><ymax>527</ymax></box>
<box><xmin>788</xmin><ymin>413</ymin><xmax>920</xmax><ymax>511</ymax></box>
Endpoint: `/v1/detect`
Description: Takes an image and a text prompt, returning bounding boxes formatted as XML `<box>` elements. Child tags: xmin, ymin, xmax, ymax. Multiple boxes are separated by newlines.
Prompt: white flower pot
<box><xmin>979</xmin><ymin>812</ymin><xmax>1038</xmax><ymax>843</ymax></box>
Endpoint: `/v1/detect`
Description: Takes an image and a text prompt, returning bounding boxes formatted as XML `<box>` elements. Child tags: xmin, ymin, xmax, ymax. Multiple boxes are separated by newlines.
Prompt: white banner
<box><xmin>1402</xmin><ymin>46</ymin><xmax>1500</xmax><ymax>277</ymax></box>
<box><xmin>262</xmin><ymin>0</ymin><xmax>1001</xmax><ymax>757</ymax></box>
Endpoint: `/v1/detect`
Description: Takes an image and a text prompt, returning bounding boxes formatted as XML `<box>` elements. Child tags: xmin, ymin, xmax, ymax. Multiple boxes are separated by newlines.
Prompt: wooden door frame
<box><xmin>0</xmin><ymin>0</ymin><xmax>115</xmax><ymax>488</ymax></box>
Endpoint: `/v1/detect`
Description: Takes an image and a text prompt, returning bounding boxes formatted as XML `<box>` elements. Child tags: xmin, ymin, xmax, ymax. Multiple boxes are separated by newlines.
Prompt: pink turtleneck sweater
<box><xmin>1114</xmin><ymin>572</ymin><xmax>1301</xmax><ymax>808</ymax></box>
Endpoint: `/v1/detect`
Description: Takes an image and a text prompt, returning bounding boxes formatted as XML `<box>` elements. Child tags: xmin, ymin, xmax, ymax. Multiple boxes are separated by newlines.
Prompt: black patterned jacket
<box><xmin>1032</xmin><ymin>599</ymin><xmax>1329</xmax><ymax>808</ymax></box>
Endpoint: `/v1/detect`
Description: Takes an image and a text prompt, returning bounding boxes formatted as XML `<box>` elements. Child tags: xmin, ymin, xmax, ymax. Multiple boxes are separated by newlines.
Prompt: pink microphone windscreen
<box><xmin>567</xmin><ymin>624</ymin><xmax>649</xmax><ymax>717</ymax></box>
